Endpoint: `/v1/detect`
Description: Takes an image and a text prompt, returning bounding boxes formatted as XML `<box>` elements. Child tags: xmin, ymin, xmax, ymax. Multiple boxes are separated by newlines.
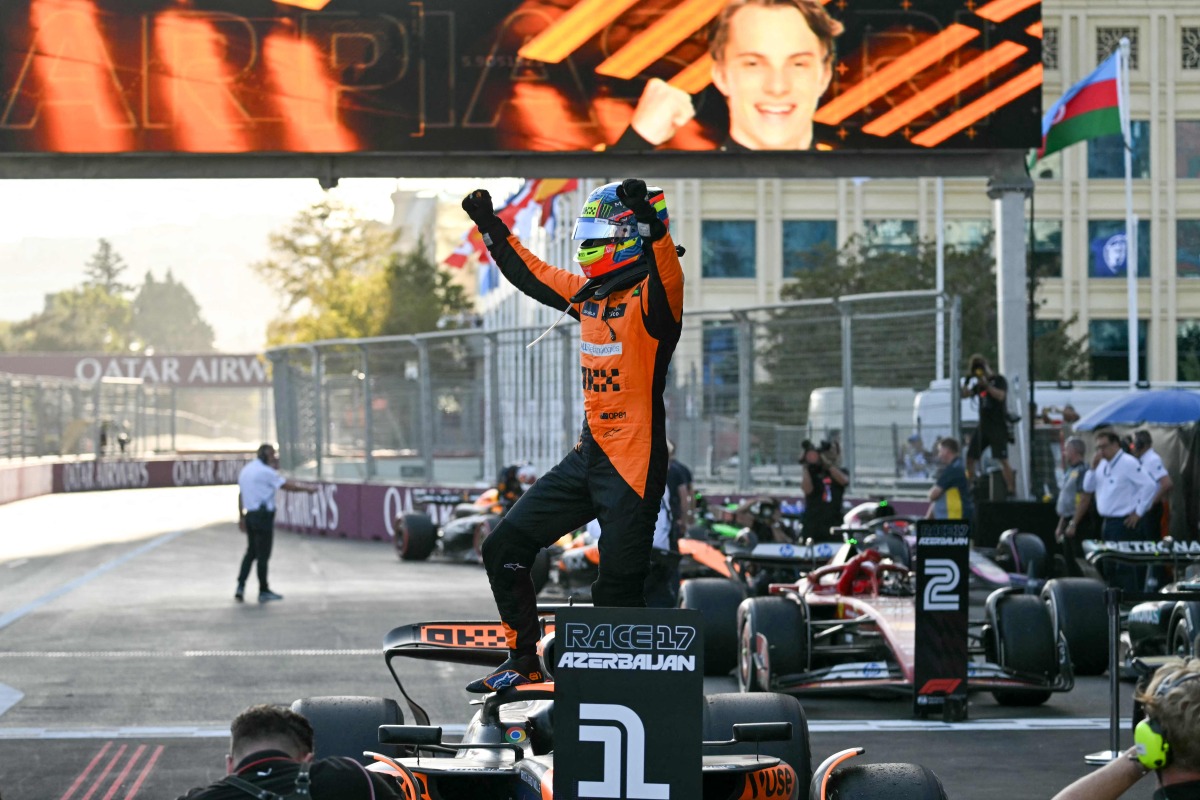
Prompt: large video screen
<box><xmin>0</xmin><ymin>0</ymin><xmax>1042</xmax><ymax>154</ymax></box>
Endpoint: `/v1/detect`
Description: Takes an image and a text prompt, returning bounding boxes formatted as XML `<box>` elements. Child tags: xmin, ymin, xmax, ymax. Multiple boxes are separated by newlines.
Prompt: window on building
<box><xmin>1183</xmin><ymin>27</ymin><xmax>1200</xmax><ymax>70</ymax></box>
<box><xmin>945</xmin><ymin>219</ymin><xmax>991</xmax><ymax>252</ymax></box>
<box><xmin>865</xmin><ymin>219</ymin><xmax>918</xmax><ymax>257</ymax></box>
<box><xmin>1178</xmin><ymin>121</ymin><xmax>1200</xmax><ymax>178</ymax></box>
<box><xmin>702</xmin><ymin>220</ymin><xmax>756</xmax><ymax>278</ymax></box>
<box><xmin>782</xmin><ymin>220</ymin><xmax>837</xmax><ymax>277</ymax></box>
<box><xmin>1088</xmin><ymin>121</ymin><xmax>1150</xmax><ymax>179</ymax></box>
<box><xmin>1180</xmin><ymin>321</ymin><xmax>1200</xmax><ymax>381</ymax></box>
<box><xmin>1043</xmin><ymin>27</ymin><xmax>1059</xmax><ymax>70</ymax></box>
<box><xmin>1089</xmin><ymin>319</ymin><xmax>1148</xmax><ymax>381</ymax></box>
<box><xmin>1179</xmin><ymin>220</ymin><xmax>1200</xmax><ymax>279</ymax></box>
<box><xmin>1097</xmin><ymin>27</ymin><xmax>1139</xmax><ymax>69</ymax></box>
<box><xmin>1087</xmin><ymin>219</ymin><xmax>1151</xmax><ymax>278</ymax></box>
<box><xmin>1031</xmin><ymin>220</ymin><xmax>1063</xmax><ymax>278</ymax></box>
<box><xmin>703</xmin><ymin>322</ymin><xmax>740</xmax><ymax>413</ymax></box>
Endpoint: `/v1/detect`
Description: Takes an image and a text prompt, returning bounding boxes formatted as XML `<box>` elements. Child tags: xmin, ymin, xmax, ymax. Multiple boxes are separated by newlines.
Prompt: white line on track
<box><xmin>0</xmin><ymin>719</ymin><xmax>1127</xmax><ymax>740</ymax></box>
<box><xmin>0</xmin><ymin>530</ymin><xmax>186</xmax><ymax>631</ymax></box>
<box><xmin>0</xmin><ymin>684</ymin><xmax>24</xmax><ymax>717</ymax></box>
<box><xmin>0</xmin><ymin>650</ymin><xmax>380</xmax><ymax>658</ymax></box>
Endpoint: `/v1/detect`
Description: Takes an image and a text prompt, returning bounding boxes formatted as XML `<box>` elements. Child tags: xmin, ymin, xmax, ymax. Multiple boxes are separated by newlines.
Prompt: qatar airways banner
<box><xmin>274</xmin><ymin>482</ymin><xmax>466</xmax><ymax>541</ymax></box>
<box><xmin>53</xmin><ymin>456</ymin><xmax>254</xmax><ymax>493</ymax></box>
<box><xmin>0</xmin><ymin>354</ymin><xmax>269</xmax><ymax>387</ymax></box>
<box><xmin>0</xmin><ymin>0</ymin><xmax>1041</xmax><ymax>155</ymax></box>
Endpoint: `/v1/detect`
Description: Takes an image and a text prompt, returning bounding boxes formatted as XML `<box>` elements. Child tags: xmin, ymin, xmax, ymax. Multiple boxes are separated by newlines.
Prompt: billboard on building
<box><xmin>0</xmin><ymin>0</ymin><xmax>1042</xmax><ymax>155</ymax></box>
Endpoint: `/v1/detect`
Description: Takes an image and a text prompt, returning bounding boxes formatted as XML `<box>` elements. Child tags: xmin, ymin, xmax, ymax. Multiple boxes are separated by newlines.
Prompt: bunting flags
<box><xmin>441</xmin><ymin>178</ymin><xmax>580</xmax><ymax>298</ymax></box>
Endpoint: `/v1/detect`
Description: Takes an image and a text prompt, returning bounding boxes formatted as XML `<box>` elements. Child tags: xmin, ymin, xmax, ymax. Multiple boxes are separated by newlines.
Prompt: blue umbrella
<box><xmin>1074</xmin><ymin>390</ymin><xmax>1200</xmax><ymax>430</ymax></box>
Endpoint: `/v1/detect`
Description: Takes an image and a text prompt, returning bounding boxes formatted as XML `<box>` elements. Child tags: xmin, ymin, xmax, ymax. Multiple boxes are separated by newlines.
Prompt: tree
<box><xmin>255</xmin><ymin>201</ymin><xmax>474</xmax><ymax>345</ymax></box>
<box><xmin>377</xmin><ymin>241</ymin><xmax>473</xmax><ymax>336</ymax></box>
<box><xmin>10</xmin><ymin>285</ymin><xmax>132</xmax><ymax>352</ymax></box>
<box><xmin>1031</xmin><ymin>315</ymin><xmax>1090</xmax><ymax>381</ymax></box>
<box><xmin>132</xmin><ymin>270</ymin><xmax>216</xmax><ymax>352</ymax></box>
<box><xmin>84</xmin><ymin>239</ymin><xmax>134</xmax><ymax>296</ymax></box>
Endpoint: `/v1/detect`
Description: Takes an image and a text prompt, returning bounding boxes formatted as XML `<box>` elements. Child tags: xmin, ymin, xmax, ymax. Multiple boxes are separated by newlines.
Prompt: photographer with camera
<box><xmin>800</xmin><ymin>438</ymin><xmax>848</xmax><ymax>540</ymax></box>
<box><xmin>960</xmin><ymin>353</ymin><xmax>1016</xmax><ymax>497</ymax></box>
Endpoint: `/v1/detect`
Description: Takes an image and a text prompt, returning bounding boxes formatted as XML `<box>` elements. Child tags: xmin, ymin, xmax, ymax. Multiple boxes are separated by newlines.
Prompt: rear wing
<box><xmin>1083</xmin><ymin>539</ymin><xmax>1200</xmax><ymax>565</ymax></box>
<box><xmin>381</xmin><ymin>607</ymin><xmax>564</xmax><ymax>725</ymax></box>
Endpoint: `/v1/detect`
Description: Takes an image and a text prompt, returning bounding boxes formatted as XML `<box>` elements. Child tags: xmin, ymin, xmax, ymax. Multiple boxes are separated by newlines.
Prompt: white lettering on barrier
<box><xmin>277</xmin><ymin>484</ymin><xmax>339</xmax><ymax>532</ymax></box>
<box><xmin>578</xmin><ymin>704</ymin><xmax>669</xmax><ymax>799</ymax></box>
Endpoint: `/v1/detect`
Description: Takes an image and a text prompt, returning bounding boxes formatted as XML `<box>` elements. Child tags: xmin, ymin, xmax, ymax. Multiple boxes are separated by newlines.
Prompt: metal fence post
<box><xmin>949</xmin><ymin>295</ymin><xmax>962</xmax><ymax>443</ymax></box>
<box><xmin>486</xmin><ymin>332</ymin><xmax>502</xmax><ymax>480</ymax></box>
<box><xmin>840</xmin><ymin>305</ymin><xmax>855</xmax><ymax>481</ymax></box>
<box><xmin>736</xmin><ymin>312</ymin><xmax>753</xmax><ymax>492</ymax></box>
<box><xmin>360</xmin><ymin>345</ymin><xmax>374</xmax><ymax>480</ymax></box>
<box><xmin>310</xmin><ymin>345</ymin><xmax>324</xmax><ymax>481</ymax></box>
<box><xmin>417</xmin><ymin>338</ymin><xmax>435</xmax><ymax>483</ymax></box>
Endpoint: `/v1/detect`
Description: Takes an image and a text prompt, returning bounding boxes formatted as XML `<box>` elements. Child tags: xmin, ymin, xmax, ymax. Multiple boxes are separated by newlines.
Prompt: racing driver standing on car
<box><xmin>459</xmin><ymin>179</ymin><xmax>683</xmax><ymax>693</ymax></box>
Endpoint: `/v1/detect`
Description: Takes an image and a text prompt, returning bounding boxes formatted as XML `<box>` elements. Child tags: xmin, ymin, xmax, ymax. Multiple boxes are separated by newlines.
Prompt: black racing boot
<box><xmin>465</xmin><ymin>653</ymin><xmax>545</xmax><ymax>693</ymax></box>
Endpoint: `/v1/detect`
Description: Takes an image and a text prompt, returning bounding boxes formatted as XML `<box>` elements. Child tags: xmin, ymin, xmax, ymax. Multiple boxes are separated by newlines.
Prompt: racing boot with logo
<box><xmin>465</xmin><ymin>653</ymin><xmax>545</xmax><ymax>693</ymax></box>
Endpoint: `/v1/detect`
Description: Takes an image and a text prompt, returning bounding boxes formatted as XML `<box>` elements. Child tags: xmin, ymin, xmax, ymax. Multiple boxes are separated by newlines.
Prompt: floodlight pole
<box><xmin>936</xmin><ymin>178</ymin><xmax>945</xmax><ymax>381</ymax></box>
<box><xmin>988</xmin><ymin>172</ymin><xmax>1033</xmax><ymax>500</ymax></box>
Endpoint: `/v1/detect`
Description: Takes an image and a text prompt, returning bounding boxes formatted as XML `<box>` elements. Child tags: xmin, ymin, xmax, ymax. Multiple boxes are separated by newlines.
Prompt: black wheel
<box><xmin>290</xmin><ymin>696</ymin><xmax>404</xmax><ymax>765</ymax></box>
<box><xmin>1042</xmin><ymin>578</ymin><xmax>1108</xmax><ymax>676</ymax></box>
<box><xmin>820</xmin><ymin>763</ymin><xmax>948</xmax><ymax>800</ymax></box>
<box><xmin>996</xmin><ymin>531</ymin><xmax>1047</xmax><ymax>579</ymax></box>
<box><xmin>989</xmin><ymin>594</ymin><xmax>1056</xmax><ymax>706</ymax></box>
<box><xmin>702</xmin><ymin>693</ymin><xmax>811</xmax><ymax>789</ymax></box>
<box><xmin>396</xmin><ymin>513</ymin><xmax>437</xmax><ymax>561</ymax></box>
<box><xmin>531</xmin><ymin>548</ymin><xmax>551</xmax><ymax>594</ymax></box>
<box><xmin>679</xmin><ymin>578</ymin><xmax>745</xmax><ymax>676</ymax></box>
<box><xmin>738</xmin><ymin>597</ymin><xmax>807</xmax><ymax>692</ymax></box>
<box><xmin>1171</xmin><ymin>614</ymin><xmax>1198</xmax><ymax>658</ymax></box>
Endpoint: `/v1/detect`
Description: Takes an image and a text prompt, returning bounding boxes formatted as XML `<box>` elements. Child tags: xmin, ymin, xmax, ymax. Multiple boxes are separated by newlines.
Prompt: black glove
<box><xmin>616</xmin><ymin>178</ymin><xmax>667</xmax><ymax>242</ymax></box>
<box><xmin>616</xmin><ymin>178</ymin><xmax>654</xmax><ymax>220</ymax></box>
<box><xmin>461</xmin><ymin>189</ymin><xmax>496</xmax><ymax>227</ymax></box>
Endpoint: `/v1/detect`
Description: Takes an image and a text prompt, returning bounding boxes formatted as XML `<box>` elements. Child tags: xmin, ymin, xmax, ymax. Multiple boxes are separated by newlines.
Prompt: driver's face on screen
<box><xmin>711</xmin><ymin>4</ymin><xmax>833</xmax><ymax>150</ymax></box>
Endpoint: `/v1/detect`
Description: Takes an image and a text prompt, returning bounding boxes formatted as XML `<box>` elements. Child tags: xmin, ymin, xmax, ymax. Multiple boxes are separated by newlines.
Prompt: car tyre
<box><xmin>819</xmin><ymin>763</ymin><xmax>948</xmax><ymax>800</ymax></box>
<box><xmin>1042</xmin><ymin>578</ymin><xmax>1108</xmax><ymax>676</ymax></box>
<box><xmin>702</xmin><ymin>692</ymin><xmax>812</xmax><ymax>790</ymax></box>
<box><xmin>737</xmin><ymin>596</ymin><xmax>807</xmax><ymax>692</ymax></box>
<box><xmin>989</xmin><ymin>593</ymin><xmax>1056</xmax><ymax>706</ymax></box>
<box><xmin>680</xmin><ymin>578</ymin><xmax>745</xmax><ymax>676</ymax></box>
<box><xmin>396</xmin><ymin>513</ymin><xmax>437</xmax><ymax>561</ymax></box>
<box><xmin>291</xmin><ymin>695</ymin><xmax>404</xmax><ymax>764</ymax></box>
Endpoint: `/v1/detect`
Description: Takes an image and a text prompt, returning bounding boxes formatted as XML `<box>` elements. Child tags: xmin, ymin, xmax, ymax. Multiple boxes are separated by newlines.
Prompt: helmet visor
<box><xmin>572</xmin><ymin>218</ymin><xmax>637</xmax><ymax>241</ymax></box>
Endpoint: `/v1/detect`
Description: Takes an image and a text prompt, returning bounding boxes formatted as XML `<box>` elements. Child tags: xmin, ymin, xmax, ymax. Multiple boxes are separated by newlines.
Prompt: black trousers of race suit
<box><xmin>238</xmin><ymin>509</ymin><xmax>275</xmax><ymax>591</ymax></box>
<box><xmin>480</xmin><ymin>426</ymin><xmax>668</xmax><ymax>656</ymax></box>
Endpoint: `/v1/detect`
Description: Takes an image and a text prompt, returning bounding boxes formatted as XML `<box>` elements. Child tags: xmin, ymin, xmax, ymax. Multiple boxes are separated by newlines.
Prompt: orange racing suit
<box><xmin>476</xmin><ymin>218</ymin><xmax>684</xmax><ymax>655</ymax></box>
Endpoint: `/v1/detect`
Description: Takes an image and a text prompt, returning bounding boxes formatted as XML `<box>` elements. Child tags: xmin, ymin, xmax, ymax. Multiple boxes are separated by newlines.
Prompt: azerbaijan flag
<box><xmin>1035</xmin><ymin>51</ymin><xmax>1122</xmax><ymax>161</ymax></box>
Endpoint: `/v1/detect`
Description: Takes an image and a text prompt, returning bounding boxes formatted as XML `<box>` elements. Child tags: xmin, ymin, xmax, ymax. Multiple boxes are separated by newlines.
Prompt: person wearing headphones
<box><xmin>1052</xmin><ymin>658</ymin><xmax>1200</xmax><ymax>799</ymax></box>
<box><xmin>235</xmin><ymin>444</ymin><xmax>317</xmax><ymax>603</ymax></box>
<box><xmin>176</xmin><ymin>704</ymin><xmax>403</xmax><ymax>799</ymax></box>
<box><xmin>458</xmin><ymin>178</ymin><xmax>683</xmax><ymax>693</ymax></box>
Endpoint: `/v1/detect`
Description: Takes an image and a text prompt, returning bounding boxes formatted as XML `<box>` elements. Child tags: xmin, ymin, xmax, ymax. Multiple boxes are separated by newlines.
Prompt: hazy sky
<box><xmin>0</xmin><ymin>177</ymin><xmax>515</xmax><ymax>352</ymax></box>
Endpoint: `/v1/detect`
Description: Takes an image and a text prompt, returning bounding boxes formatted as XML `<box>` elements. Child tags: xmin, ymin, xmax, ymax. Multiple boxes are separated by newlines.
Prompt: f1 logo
<box><xmin>922</xmin><ymin>558</ymin><xmax>961</xmax><ymax>611</ymax></box>
<box><xmin>578</xmin><ymin>703</ymin><xmax>669</xmax><ymax>799</ymax></box>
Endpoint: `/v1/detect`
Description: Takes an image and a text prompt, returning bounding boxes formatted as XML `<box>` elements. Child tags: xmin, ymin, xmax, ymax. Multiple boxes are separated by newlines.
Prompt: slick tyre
<box><xmin>679</xmin><ymin>578</ymin><xmax>745</xmax><ymax>676</ymax></box>
<box><xmin>989</xmin><ymin>594</ymin><xmax>1056</xmax><ymax>706</ymax></box>
<box><xmin>1042</xmin><ymin>578</ymin><xmax>1107</xmax><ymax>676</ymax></box>
<box><xmin>396</xmin><ymin>513</ymin><xmax>437</xmax><ymax>561</ymax></box>
<box><xmin>291</xmin><ymin>696</ymin><xmax>404</xmax><ymax>764</ymax></box>
<box><xmin>820</xmin><ymin>763</ymin><xmax>948</xmax><ymax>800</ymax></box>
<box><xmin>702</xmin><ymin>692</ymin><xmax>812</xmax><ymax>789</ymax></box>
<box><xmin>738</xmin><ymin>596</ymin><xmax>807</xmax><ymax>692</ymax></box>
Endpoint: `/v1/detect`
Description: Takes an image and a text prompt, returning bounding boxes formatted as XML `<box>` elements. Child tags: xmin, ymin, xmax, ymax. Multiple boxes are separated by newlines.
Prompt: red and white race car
<box><xmin>737</xmin><ymin>545</ymin><xmax>1077</xmax><ymax>706</ymax></box>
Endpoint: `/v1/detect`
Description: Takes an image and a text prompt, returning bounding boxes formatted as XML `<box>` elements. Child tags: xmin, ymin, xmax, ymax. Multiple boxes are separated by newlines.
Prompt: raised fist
<box><xmin>616</xmin><ymin>178</ymin><xmax>647</xmax><ymax>207</ymax></box>
<box><xmin>461</xmin><ymin>189</ymin><xmax>495</xmax><ymax>226</ymax></box>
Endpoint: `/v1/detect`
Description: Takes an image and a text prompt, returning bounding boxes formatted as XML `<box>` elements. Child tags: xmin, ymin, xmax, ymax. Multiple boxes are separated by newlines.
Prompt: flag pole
<box><xmin>1119</xmin><ymin>37</ymin><xmax>1138</xmax><ymax>388</ymax></box>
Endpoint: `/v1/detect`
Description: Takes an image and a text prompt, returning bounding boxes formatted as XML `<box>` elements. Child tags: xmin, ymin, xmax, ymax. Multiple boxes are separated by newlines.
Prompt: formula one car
<box><xmin>292</xmin><ymin>608</ymin><xmax>951</xmax><ymax>800</ymax></box>
<box><xmin>1071</xmin><ymin>538</ymin><xmax>1200</xmax><ymax>677</ymax></box>
<box><xmin>737</xmin><ymin>545</ymin><xmax>1077</xmax><ymax>706</ymax></box>
<box><xmin>394</xmin><ymin>489</ymin><xmax>504</xmax><ymax>563</ymax></box>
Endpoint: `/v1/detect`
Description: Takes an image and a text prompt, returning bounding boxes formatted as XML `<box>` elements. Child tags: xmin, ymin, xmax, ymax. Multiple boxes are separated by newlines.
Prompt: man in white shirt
<box><xmin>1132</xmin><ymin>430</ymin><xmax>1174</xmax><ymax>540</ymax></box>
<box><xmin>1067</xmin><ymin>430</ymin><xmax>1158</xmax><ymax>593</ymax></box>
<box><xmin>236</xmin><ymin>444</ymin><xmax>316</xmax><ymax>603</ymax></box>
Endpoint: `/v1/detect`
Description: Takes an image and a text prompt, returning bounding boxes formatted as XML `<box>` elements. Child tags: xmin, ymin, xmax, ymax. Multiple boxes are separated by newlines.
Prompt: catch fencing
<box><xmin>0</xmin><ymin>372</ymin><xmax>271</xmax><ymax>459</ymax></box>
<box><xmin>268</xmin><ymin>291</ymin><xmax>963</xmax><ymax>495</ymax></box>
